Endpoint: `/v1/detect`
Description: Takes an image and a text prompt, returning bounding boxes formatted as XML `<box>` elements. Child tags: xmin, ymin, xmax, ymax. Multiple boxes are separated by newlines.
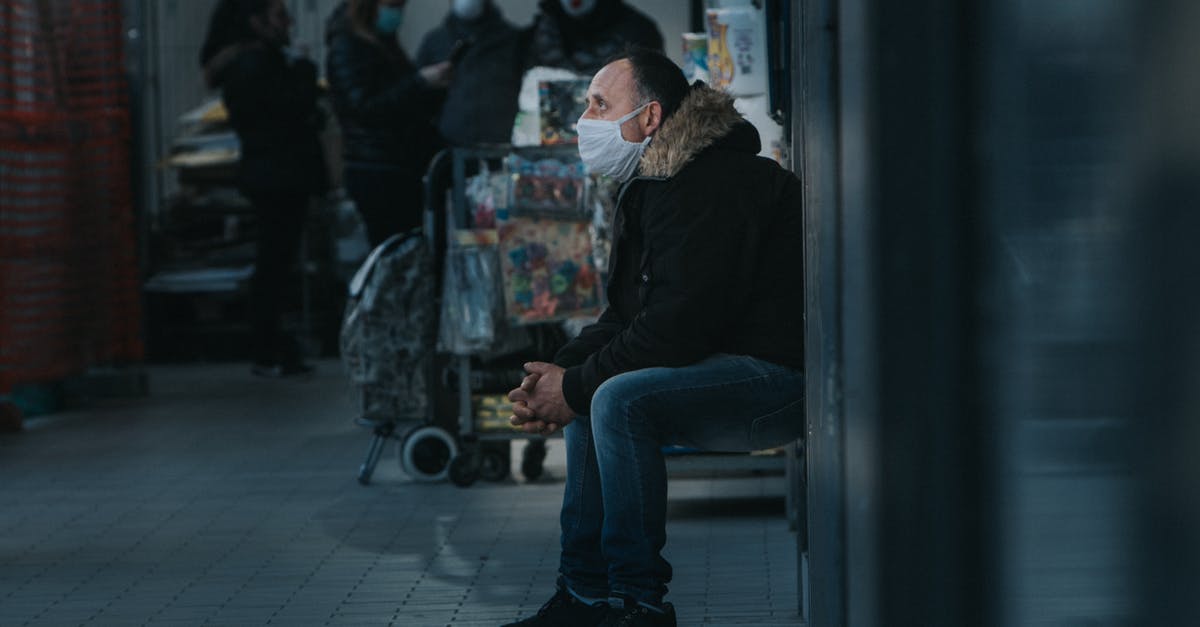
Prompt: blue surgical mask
<box><xmin>375</xmin><ymin>6</ymin><xmax>404</xmax><ymax>35</ymax></box>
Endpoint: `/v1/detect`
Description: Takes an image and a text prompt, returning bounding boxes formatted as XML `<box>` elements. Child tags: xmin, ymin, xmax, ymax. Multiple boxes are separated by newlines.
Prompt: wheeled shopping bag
<box><xmin>341</xmin><ymin>229</ymin><xmax>461</xmax><ymax>484</ymax></box>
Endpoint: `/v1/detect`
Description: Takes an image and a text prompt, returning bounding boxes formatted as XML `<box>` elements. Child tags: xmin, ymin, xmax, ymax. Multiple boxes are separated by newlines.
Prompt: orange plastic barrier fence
<box><xmin>1</xmin><ymin>0</ymin><xmax>142</xmax><ymax>394</ymax></box>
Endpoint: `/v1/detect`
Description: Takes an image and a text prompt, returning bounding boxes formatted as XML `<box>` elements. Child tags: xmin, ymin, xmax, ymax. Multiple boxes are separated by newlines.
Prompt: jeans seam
<box><xmin>563</xmin><ymin>421</ymin><xmax>606</xmax><ymax>596</ymax></box>
<box><xmin>628</xmin><ymin>403</ymin><xmax>647</xmax><ymax>595</ymax></box>
<box><xmin>623</xmin><ymin>372</ymin><xmax>774</xmax><ymax>414</ymax></box>
<box><xmin>749</xmin><ymin>396</ymin><xmax>806</xmax><ymax>447</ymax></box>
<box><xmin>567</xmin><ymin>424</ymin><xmax>590</xmax><ymax>581</ymax></box>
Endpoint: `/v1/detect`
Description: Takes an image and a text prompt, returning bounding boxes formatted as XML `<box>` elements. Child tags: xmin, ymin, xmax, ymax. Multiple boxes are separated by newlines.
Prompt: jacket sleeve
<box><xmin>526</xmin><ymin>12</ymin><xmax>570</xmax><ymax>70</ymax></box>
<box><xmin>415</xmin><ymin>29</ymin><xmax>446</xmax><ymax>67</ymax></box>
<box><xmin>559</xmin><ymin>184</ymin><xmax>751</xmax><ymax>414</ymax></box>
<box><xmin>552</xmin><ymin>306</ymin><xmax>626</xmax><ymax>370</ymax></box>
<box><xmin>326</xmin><ymin>34</ymin><xmax>439</xmax><ymax>125</ymax></box>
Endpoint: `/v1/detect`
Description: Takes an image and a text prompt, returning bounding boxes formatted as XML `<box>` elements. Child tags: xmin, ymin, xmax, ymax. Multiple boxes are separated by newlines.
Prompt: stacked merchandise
<box><xmin>431</xmin><ymin>72</ymin><xmax>601</xmax><ymax>446</ymax></box>
<box><xmin>506</xmin><ymin>70</ymin><xmax>609</xmax><ymax>321</ymax></box>
<box><xmin>497</xmin><ymin>154</ymin><xmax>601</xmax><ymax>325</ymax></box>
<box><xmin>144</xmin><ymin>99</ymin><xmax>344</xmax><ymax>360</ymax></box>
<box><xmin>437</xmin><ymin>151</ymin><xmax>599</xmax><ymax>437</ymax></box>
<box><xmin>143</xmin><ymin>99</ymin><xmax>260</xmax><ymax>360</ymax></box>
<box><xmin>702</xmin><ymin>1</ymin><xmax>789</xmax><ymax>166</ymax></box>
<box><xmin>153</xmin><ymin>99</ymin><xmax>254</xmax><ymax>279</ymax></box>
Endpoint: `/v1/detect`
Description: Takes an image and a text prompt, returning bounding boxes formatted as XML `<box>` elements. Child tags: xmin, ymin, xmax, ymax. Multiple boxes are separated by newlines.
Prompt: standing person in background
<box><xmin>200</xmin><ymin>0</ymin><xmax>327</xmax><ymax>378</ymax></box>
<box><xmin>325</xmin><ymin>0</ymin><xmax>452</xmax><ymax>248</ymax></box>
<box><xmin>528</xmin><ymin>0</ymin><xmax>664</xmax><ymax>75</ymax></box>
<box><xmin>416</xmin><ymin>0</ymin><xmax>527</xmax><ymax>147</ymax></box>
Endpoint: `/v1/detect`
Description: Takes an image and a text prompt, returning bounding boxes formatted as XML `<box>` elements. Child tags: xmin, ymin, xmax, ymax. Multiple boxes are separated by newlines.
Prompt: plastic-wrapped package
<box><xmin>538</xmin><ymin>79</ymin><xmax>591</xmax><ymax>145</ymax></box>
<box><xmin>340</xmin><ymin>232</ymin><xmax>436</xmax><ymax>423</ymax></box>
<box><xmin>438</xmin><ymin>230</ymin><xmax>503</xmax><ymax>355</ymax></box>
<box><xmin>463</xmin><ymin>166</ymin><xmax>508</xmax><ymax>229</ymax></box>
<box><xmin>497</xmin><ymin>216</ymin><xmax>602</xmax><ymax>325</ymax></box>
<box><xmin>511</xmin><ymin>67</ymin><xmax>587</xmax><ymax>147</ymax></box>
<box><xmin>587</xmin><ymin>174</ymin><xmax>621</xmax><ymax>273</ymax></box>
<box><xmin>507</xmin><ymin>154</ymin><xmax>588</xmax><ymax>216</ymax></box>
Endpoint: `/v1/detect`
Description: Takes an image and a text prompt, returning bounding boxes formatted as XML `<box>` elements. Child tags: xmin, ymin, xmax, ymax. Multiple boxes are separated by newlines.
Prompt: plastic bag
<box><xmin>438</xmin><ymin>232</ymin><xmax>502</xmax><ymax>355</ymax></box>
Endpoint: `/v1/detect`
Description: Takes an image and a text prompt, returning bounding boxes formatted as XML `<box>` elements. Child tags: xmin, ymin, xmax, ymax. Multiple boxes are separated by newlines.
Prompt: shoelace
<box><xmin>539</xmin><ymin>591</ymin><xmax>597</xmax><ymax>616</ymax></box>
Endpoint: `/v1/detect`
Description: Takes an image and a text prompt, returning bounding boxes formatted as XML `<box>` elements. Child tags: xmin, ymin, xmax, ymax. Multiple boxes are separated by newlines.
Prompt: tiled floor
<box><xmin>0</xmin><ymin>361</ymin><xmax>803</xmax><ymax>626</ymax></box>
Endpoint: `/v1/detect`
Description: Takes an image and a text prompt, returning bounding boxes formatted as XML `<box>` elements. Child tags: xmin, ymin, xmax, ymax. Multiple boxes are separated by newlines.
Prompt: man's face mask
<box><xmin>453</xmin><ymin>0</ymin><xmax>486</xmax><ymax>21</ymax></box>
<box><xmin>559</xmin><ymin>0</ymin><xmax>598</xmax><ymax>18</ymax></box>
<box><xmin>375</xmin><ymin>5</ymin><xmax>405</xmax><ymax>35</ymax></box>
<box><xmin>576</xmin><ymin>103</ymin><xmax>651</xmax><ymax>182</ymax></box>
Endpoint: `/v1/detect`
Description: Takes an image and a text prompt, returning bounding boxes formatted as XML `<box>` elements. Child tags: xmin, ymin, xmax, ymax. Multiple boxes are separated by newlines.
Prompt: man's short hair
<box><xmin>608</xmin><ymin>47</ymin><xmax>690</xmax><ymax>121</ymax></box>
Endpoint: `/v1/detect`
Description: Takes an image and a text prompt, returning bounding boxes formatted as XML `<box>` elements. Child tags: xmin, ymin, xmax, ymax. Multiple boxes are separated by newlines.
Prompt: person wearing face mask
<box><xmin>502</xmin><ymin>49</ymin><xmax>804</xmax><ymax>626</ymax></box>
<box><xmin>415</xmin><ymin>0</ymin><xmax>526</xmax><ymax>147</ymax></box>
<box><xmin>324</xmin><ymin>0</ymin><xmax>453</xmax><ymax>247</ymax></box>
<box><xmin>200</xmin><ymin>0</ymin><xmax>328</xmax><ymax>377</ymax></box>
<box><xmin>528</xmin><ymin>0</ymin><xmax>663</xmax><ymax>74</ymax></box>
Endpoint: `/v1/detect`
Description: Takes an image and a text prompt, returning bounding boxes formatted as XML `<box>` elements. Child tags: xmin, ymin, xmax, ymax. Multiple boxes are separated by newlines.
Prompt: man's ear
<box><xmin>642</xmin><ymin>101</ymin><xmax>665</xmax><ymax>136</ymax></box>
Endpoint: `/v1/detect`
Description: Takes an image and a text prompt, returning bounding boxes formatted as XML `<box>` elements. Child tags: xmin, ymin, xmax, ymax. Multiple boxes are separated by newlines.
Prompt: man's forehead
<box><xmin>587</xmin><ymin>60</ymin><xmax>634</xmax><ymax>101</ymax></box>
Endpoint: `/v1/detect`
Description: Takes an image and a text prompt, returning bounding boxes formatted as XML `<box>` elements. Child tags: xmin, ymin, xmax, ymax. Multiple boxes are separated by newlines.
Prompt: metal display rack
<box><xmin>356</xmin><ymin>145</ymin><xmax>582</xmax><ymax>487</ymax></box>
<box><xmin>356</xmin><ymin>145</ymin><xmax>796</xmax><ymax>490</ymax></box>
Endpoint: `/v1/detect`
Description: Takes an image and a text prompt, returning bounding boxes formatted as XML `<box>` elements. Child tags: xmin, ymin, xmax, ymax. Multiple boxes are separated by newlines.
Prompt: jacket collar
<box><xmin>638</xmin><ymin>83</ymin><xmax>749</xmax><ymax>179</ymax></box>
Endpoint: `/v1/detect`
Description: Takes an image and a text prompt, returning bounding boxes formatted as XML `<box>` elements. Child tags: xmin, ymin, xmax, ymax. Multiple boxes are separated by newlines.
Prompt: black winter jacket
<box><xmin>324</xmin><ymin>4</ymin><xmax>443</xmax><ymax>170</ymax></box>
<box><xmin>528</xmin><ymin>0</ymin><xmax>663</xmax><ymax>74</ymax></box>
<box><xmin>416</xmin><ymin>4</ymin><xmax>527</xmax><ymax>146</ymax></box>
<box><xmin>553</xmin><ymin>84</ymin><xmax>805</xmax><ymax>414</ymax></box>
<box><xmin>217</xmin><ymin>45</ymin><xmax>328</xmax><ymax>195</ymax></box>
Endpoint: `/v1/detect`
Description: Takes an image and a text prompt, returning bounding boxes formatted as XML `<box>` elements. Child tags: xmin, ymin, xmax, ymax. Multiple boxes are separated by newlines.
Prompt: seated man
<box><xmin>505</xmin><ymin>48</ymin><xmax>805</xmax><ymax>627</ymax></box>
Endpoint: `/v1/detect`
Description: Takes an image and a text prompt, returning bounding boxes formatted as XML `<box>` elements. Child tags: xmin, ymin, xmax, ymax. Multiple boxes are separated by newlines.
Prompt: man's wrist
<box><xmin>560</xmin><ymin>366</ymin><xmax>587</xmax><ymax>417</ymax></box>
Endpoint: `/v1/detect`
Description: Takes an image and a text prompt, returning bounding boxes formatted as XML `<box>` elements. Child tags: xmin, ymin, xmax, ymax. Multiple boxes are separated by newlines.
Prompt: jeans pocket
<box><xmin>749</xmin><ymin>398</ymin><xmax>805</xmax><ymax>450</ymax></box>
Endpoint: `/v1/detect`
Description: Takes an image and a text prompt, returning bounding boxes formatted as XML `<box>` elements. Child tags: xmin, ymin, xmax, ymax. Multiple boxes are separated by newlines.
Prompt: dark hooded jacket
<box><xmin>324</xmin><ymin>2</ymin><xmax>443</xmax><ymax>170</ymax></box>
<box><xmin>553</xmin><ymin>84</ymin><xmax>805</xmax><ymax>414</ymax></box>
<box><xmin>529</xmin><ymin>0</ymin><xmax>663</xmax><ymax>74</ymax></box>
<box><xmin>211</xmin><ymin>44</ymin><xmax>328</xmax><ymax>195</ymax></box>
<box><xmin>416</xmin><ymin>2</ymin><xmax>527</xmax><ymax>146</ymax></box>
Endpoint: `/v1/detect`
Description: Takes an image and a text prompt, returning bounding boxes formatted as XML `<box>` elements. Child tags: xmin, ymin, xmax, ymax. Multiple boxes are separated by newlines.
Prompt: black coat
<box><xmin>529</xmin><ymin>0</ymin><xmax>663</xmax><ymax>74</ymax></box>
<box><xmin>554</xmin><ymin>84</ymin><xmax>804</xmax><ymax>414</ymax></box>
<box><xmin>218</xmin><ymin>45</ymin><xmax>328</xmax><ymax>195</ymax></box>
<box><xmin>416</xmin><ymin>4</ymin><xmax>527</xmax><ymax>146</ymax></box>
<box><xmin>324</xmin><ymin>5</ymin><xmax>443</xmax><ymax>171</ymax></box>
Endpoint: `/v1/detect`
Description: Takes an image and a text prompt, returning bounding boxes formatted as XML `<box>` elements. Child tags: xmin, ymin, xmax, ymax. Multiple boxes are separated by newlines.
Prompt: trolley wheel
<box><xmin>479</xmin><ymin>446</ymin><xmax>511</xmax><ymax>482</ymax></box>
<box><xmin>521</xmin><ymin>440</ymin><xmax>547</xmax><ymax>482</ymax></box>
<box><xmin>399</xmin><ymin>426</ymin><xmax>458</xmax><ymax>482</ymax></box>
<box><xmin>449</xmin><ymin>453</ymin><xmax>480</xmax><ymax>487</ymax></box>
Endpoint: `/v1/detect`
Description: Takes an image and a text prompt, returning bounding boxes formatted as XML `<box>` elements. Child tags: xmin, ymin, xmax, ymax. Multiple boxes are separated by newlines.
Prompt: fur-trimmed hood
<box><xmin>639</xmin><ymin>83</ymin><xmax>761</xmax><ymax>178</ymax></box>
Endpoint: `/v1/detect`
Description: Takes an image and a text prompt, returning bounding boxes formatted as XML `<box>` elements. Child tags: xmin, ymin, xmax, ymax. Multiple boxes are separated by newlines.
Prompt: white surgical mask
<box><xmin>559</xmin><ymin>0</ymin><xmax>597</xmax><ymax>18</ymax></box>
<box><xmin>453</xmin><ymin>0</ymin><xmax>485</xmax><ymax>20</ymax></box>
<box><xmin>576</xmin><ymin>103</ymin><xmax>651</xmax><ymax>182</ymax></box>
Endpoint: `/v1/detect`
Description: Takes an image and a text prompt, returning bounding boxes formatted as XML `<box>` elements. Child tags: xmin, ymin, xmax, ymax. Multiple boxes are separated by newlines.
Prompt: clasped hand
<box><xmin>508</xmin><ymin>362</ymin><xmax>574</xmax><ymax>436</ymax></box>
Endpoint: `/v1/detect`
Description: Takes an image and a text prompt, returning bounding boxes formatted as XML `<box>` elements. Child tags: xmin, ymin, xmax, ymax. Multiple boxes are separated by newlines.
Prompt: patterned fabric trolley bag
<box><xmin>340</xmin><ymin>231</ymin><xmax>436</xmax><ymax>427</ymax></box>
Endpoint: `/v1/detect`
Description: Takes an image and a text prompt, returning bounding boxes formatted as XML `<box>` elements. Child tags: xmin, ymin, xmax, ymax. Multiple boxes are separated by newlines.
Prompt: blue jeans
<box><xmin>557</xmin><ymin>354</ymin><xmax>805</xmax><ymax>605</ymax></box>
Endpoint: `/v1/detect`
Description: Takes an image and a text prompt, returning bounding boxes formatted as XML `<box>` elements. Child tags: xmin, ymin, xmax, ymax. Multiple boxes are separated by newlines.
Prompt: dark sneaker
<box><xmin>599</xmin><ymin>598</ymin><xmax>676</xmax><ymax>627</ymax></box>
<box><xmin>251</xmin><ymin>362</ymin><xmax>314</xmax><ymax>379</ymax></box>
<box><xmin>502</xmin><ymin>588</ymin><xmax>610</xmax><ymax>626</ymax></box>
